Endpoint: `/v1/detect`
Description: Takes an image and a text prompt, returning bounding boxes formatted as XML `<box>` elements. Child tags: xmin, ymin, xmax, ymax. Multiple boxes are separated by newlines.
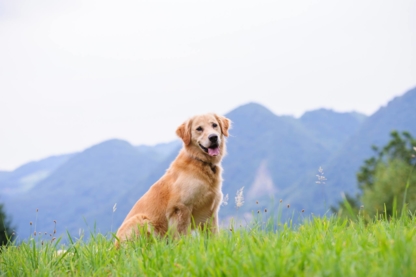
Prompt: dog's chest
<box><xmin>181</xmin><ymin>181</ymin><xmax>214</xmax><ymax>204</ymax></box>
<box><xmin>179</xmin><ymin>178</ymin><xmax>220</xmax><ymax>210</ymax></box>
<box><xmin>190</xmin><ymin>188</ymin><xmax>220</xmax><ymax>224</ymax></box>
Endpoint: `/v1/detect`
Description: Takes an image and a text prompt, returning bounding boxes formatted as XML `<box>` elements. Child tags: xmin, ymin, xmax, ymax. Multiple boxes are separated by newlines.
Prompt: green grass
<box><xmin>1</xmin><ymin>215</ymin><xmax>416</xmax><ymax>276</ymax></box>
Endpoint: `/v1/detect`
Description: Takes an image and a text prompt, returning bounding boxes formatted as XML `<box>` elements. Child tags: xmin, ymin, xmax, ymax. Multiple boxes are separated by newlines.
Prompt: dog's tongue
<box><xmin>208</xmin><ymin>147</ymin><xmax>220</xmax><ymax>156</ymax></box>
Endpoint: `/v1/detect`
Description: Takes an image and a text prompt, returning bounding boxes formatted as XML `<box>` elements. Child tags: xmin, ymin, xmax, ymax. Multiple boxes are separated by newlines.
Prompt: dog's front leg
<box><xmin>199</xmin><ymin>213</ymin><xmax>219</xmax><ymax>235</ymax></box>
<box><xmin>209</xmin><ymin>214</ymin><xmax>219</xmax><ymax>234</ymax></box>
<box><xmin>204</xmin><ymin>195</ymin><xmax>221</xmax><ymax>234</ymax></box>
<box><xmin>166</xmin><ymin>203</ymin><xmax>192</xmax><ymax>237</ymax></box>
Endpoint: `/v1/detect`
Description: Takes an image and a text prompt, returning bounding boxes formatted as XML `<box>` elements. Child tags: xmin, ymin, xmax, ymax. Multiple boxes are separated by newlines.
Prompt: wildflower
<box><xmin>221</xmin><ymin>194</ymin><xmax>229</xmax><ymax>206</ymax></box>
<box><xmin>235</xmin><ymin>187</ymin><xmax>244</xmax><ymax>208</ymax></box>
<box><xmin>279</xmin><ymin>199</ymin><xmax>282</xmax><ymax>203</ymax></box>
<box><xmin>301</xmin><ymin>209</ymin><xmax>305</xmax><ymax>213</ymax></box>
<box><xmin>257</xmin><ymin>210</ymin><xmax>260</xmax><ymax>214</ymax></box>
<box><xmin>256</xmin><ymin>201</ymin><xmax>259</xmax><ymax>205</ymax></box>
<box><xmin>30</xmin><ymin>222</ymin><xmax>32</xmax><ymax>226</ymax></box>
<box><xmin>264</xmin><ymin>209</ymin><xmax>267</xmax><ymax>213</ymax></box>
<box><xmin>316</xmin><ymin>166</ymin><xmax>327</xmax><ymax>184</ymax></box>
<box><xmin>287</xmin><ymin>204</ymin><xmax>290</xmax><ymax>208</ymax></box>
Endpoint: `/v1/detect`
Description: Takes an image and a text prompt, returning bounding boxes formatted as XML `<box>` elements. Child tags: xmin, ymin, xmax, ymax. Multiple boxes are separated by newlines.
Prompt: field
<box><xmin>1</xmin><ymin>213</ymin><xmax>416</xmax><ymax>276</ymax></box>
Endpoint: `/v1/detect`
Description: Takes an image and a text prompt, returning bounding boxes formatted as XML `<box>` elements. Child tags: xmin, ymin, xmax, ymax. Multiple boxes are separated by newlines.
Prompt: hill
<box><xmin>2</xmin><ymin>104</ymin><xmax>368</xmax><ymax>239</ymax></box>
<box><xmin>5</xmin><ymin>87</ymin><xmax>416</xmax><ymax>239</ymax></box>
<box><xmin>218</xmin><ymin>103</ymin><xmax>366</xmax><ymax>218</ymax></box>
<box><xmin>0</xmin><ymin>153</ymin><xmax>76</xmax><ymax>196</ymax></box>
<box><xmin>300</xmin><ymin>109</ymin><xmax>366</xmax><ymax>151</ymax></box>
<box><xmin>5</xmin><ymin>139</ymin><xmax>163</xmax><ymax>238</ymax></box>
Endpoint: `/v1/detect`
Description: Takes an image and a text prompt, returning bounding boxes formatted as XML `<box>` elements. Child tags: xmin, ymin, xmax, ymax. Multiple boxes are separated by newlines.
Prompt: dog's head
<box><xmin>176</xmin><ymin>113</ymin><xmax>231</xmax><ymax>163</ymax></box>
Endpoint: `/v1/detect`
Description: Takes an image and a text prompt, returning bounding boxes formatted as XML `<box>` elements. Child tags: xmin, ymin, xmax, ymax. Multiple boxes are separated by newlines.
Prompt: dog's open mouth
<box><xmin>199</xmin><ymin>143</ymin><xmax>220</xmax><ymax>156</ymax></box>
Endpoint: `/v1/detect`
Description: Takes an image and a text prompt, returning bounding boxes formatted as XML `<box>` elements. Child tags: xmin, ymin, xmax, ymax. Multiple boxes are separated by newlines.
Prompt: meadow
<box><xmin>1</xmin><ymin>211</ymin><xmax>416</xmax><ymax>277</ymax></box>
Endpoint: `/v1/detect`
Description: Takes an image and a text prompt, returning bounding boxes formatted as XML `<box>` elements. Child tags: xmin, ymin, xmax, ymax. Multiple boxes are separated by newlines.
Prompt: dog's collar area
<box><xmin>194</xmin><ymin>157</ymin><xmax>217</xmax><ymax>174</ymax></box>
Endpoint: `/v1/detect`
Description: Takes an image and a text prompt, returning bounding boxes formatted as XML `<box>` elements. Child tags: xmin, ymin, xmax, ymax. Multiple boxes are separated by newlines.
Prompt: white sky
<box><xmin>1</xmin><ymin>0</ymin><xmax>415</xmax><ymax>171</ymax></box>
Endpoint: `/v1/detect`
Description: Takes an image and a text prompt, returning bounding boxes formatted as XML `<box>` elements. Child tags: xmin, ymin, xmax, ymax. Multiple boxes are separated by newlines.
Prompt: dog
<box><xmin>115</xmin><ymin>113</ymin><xmax>231</xmax><ymax>246</ymax></box>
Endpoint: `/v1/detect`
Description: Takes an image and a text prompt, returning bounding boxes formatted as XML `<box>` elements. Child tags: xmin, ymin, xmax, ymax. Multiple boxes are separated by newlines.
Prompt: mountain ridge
<box><xmin>3</xmin><ymin>88</ymin><xmax>416</xmax><ymax>240</ymax></box>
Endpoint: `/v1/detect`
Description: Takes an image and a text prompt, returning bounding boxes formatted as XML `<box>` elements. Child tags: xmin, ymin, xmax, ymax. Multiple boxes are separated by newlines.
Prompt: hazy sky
<box><xmin>1</xmin><ymin>0</ymin><xmax>415</xmax><ymax>171</ymax></box>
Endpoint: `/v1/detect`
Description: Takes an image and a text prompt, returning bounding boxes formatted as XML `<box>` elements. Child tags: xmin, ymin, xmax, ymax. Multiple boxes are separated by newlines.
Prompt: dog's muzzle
<box><xmin>199</xmin><ymin>134</ymin><xmax>220</xmax><ymax>156</ymax></box>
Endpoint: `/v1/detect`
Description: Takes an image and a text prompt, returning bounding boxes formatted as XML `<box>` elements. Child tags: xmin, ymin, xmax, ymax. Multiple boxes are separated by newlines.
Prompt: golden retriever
<box><xmin>115</xmin><ymin>113</ymin><xmax>231</xmax><ymax>246</ymax></box>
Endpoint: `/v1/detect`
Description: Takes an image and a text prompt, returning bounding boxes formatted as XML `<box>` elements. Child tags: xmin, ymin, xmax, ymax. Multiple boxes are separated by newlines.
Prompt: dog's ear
<box><xmin>176</xmin><ymin>119</ymin><xmax>192</xmax><ymax>145</ymax></box>
<box><xmin>214</xmin><ymin>114</ymin><xmax>231</xmax><ymax>137</ymax></box>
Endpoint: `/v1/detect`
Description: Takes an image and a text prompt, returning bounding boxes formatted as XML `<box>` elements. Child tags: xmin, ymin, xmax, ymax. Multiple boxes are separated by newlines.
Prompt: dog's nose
<box><xmin>208</xmin><ymin>134</ymin><xmax>218</xmax><ymax>143</ymax></box>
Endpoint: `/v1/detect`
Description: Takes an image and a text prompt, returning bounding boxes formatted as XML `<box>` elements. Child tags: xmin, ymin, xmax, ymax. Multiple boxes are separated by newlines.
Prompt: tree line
<box><xmin>334</xmin><ymin>131</ymin><xmax>416</xmax><ymax>218</ymax></box>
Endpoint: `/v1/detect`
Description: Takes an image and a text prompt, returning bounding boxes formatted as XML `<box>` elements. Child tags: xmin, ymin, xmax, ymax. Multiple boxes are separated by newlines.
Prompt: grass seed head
<box><xmin>235</xmin><ymin>187</ymin><xmax>245</xmax><ymax>208</ymax></box>
<box><xmin>316</xmin><ymin>166</ymin><xmax>327</xmax><ymax>184</ymax></box>
<box><xmin>221</xmin><ymin>194</ymin><xmax>229</xmax><ymax>206</ymax></box>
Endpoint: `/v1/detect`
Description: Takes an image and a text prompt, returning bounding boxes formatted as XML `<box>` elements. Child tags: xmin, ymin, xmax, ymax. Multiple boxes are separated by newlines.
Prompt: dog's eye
<box><xmin>196</xmin><ymin>126</ymin><xmax>203</xmax><ymax>131</ymax></box>
<box><xmin>212</xmin><ymin>123</ymin><xmax>218</xmax><ymax>128</ymax></box>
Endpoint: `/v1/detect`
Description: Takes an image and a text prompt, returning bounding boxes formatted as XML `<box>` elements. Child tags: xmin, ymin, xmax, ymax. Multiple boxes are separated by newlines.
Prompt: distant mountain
<box><xmin>300</xmin><ymin>109</ymin><xmax>366</xmax><ymax>152</ymax></box>
<box><xmin>0</xmin><ymin>153</ymin><xmax>76</xmax><ymax>196</ymax></box>
<box><xmin>222</xmin><ymin>103</ymin><xmax>326</xmax><ymax>198</ymax></box>
<box><xmin>5</xmin><ymin>87</ymin><xmax>416</xmax><ymax>240</ymax></box>
<box><xmin>136</xmin><ymin>141</ymin><xmax>181</xmax><ymax>162</ymax></box>
<box><xmin>6</xmin><ymin>139</ymin><xmax>162</xmax><ymax>239</ymax></box>
<box><xmin>220</xmin><ymin>103</ymin><xmax>366</xmax><ymax>217</ymax></box>
<box><xmin>0</xmin><ymin>171</ymin><xmax>10</xmax><ymax>182</ymax></box>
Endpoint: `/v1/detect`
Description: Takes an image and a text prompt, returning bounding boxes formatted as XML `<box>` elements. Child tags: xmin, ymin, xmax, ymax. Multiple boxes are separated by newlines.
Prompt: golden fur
<box><xmin>115</xmin><ymin>113</ymin><xmax>231</xmax><ymax>246</ymax></box>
